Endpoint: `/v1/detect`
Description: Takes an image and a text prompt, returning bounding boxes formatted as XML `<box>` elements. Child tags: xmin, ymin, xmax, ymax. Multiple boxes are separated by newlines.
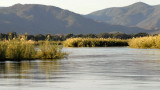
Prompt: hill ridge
<box><xmin>86</xmin><ymin>2</ymin><xmax>160</xmax><ymax>30</ymax></box>
<box><xmin>0</xmin><ymin>4</ymin><xmax>153</xmax><ymax>34</ymax></box>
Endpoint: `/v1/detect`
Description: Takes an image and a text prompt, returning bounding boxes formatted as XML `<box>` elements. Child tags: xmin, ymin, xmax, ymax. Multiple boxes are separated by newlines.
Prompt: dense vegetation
<box><xmin>0</xmin><ymin>32</ymin><xmax>158</xmax><ymax>61</ymax></box>
<box><xmin>0</xmin><ymin>37</ymin><xmax>66</xmax><ymax>61</ymax></box>
<box><xmin>64</xmin><ymin>38</ymin><xmax>128</xmax><ymax>47</ymax></box>
<box><xmin>129</xmin><ymin>35</ymin><xmax>160</xmax><ymax>49</ymax></box>
<box><xmin>0</xmin><ymin>32</ymin><xmax>150</xmax><ymax>41</ymax></box>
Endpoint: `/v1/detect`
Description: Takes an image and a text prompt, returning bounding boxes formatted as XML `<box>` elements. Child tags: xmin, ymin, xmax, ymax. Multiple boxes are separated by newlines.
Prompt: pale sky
<box><xmin>0</xmin><ymin>0</ymin><xmax>160</xmax><ymax>14</ymax></box>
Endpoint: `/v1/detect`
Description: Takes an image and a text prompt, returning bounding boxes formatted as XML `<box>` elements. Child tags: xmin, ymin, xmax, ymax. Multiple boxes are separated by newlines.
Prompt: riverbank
<box><xmin>1</xmin><ymin>34</ymin><xmax>159</xmax><ymax>61</ymax></box>
<box><xmin>63</xmin><ymin>38</ymin><xmax>128</xmax><ymax>47</ymax></box>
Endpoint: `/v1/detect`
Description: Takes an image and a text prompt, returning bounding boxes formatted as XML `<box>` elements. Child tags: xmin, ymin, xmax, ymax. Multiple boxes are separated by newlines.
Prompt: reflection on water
<box><xmin>0</xmin><ymin>60</ymin><xmax>61</xmax><ymax>80</ymax></box>
<box><xmin>1</xmin><ymin>47</ymin><xmax>160</xmax><ymax>90</ymax></box>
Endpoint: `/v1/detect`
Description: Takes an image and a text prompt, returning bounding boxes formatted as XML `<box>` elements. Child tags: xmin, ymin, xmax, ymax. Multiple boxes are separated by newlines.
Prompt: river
<box><xmin>1</xmin><ymin>47</ymin><xmax>160</xmax><ymax>90</ymax></box>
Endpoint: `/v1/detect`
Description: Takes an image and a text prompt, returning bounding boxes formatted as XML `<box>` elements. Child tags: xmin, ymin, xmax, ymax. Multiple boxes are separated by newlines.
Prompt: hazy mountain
<box><xmin>0</xmin><ymin>4</ymin><xmax>152</xmax><ymax>34</ymax></box>
<box><xmin>86</xmin><ymin>2</ymin><xmax>160</xmax><ymax>30</ymax></box>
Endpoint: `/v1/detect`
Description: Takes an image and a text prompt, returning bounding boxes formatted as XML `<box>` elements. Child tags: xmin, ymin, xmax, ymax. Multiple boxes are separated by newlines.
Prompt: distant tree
<box><xmin>153</xmin><ymin>34</ymin><xmax>158</xmax><ymax>36</ymax></box>
<box><xmin>59</xmin><ymin>34</ymin><xmax>65</xmax><ymax>41</ymax></box>
<box><xmin>133</xmin><ymin>33</ymin><xmax>149</xmax><ymax>37</ymax></box>
<box><xmin>0</xmin><ymin>33</ymin><xmax>6</xmax><ymax>40</ymax></box>
<box><xmin>8</xmin><ymin>32</ymin><xmax>17</xmax><ymax>40</ymax></box>
<box><xmin>27</xmin><ymin>35</ymin><xmax>35</xmax><ymax>40</ymax></box>
<box><xmin>97</xmin><ymin>33</ymin><xmax>110</xmax><ymax>38</ymax></box>
<box><xmin>76</xmin><ymin>34</ymin><xmax>84</xmax><ymax>38</ymax></box>
<box><xmin>65</xmin><ymin>33</ymin><xmax>75</xmax><ymax>39</ymax></box>
<box><xmin>35</xmin><ymin>34</ymin><xmax>45</xmax><ymax>41</ymax></box>
<box><xmin>112</xmin><ymin>32</ymin><xmax>131</xmax><ymax>39</ymax></box>
<box><xmin>85</xmin><ymin>34</ymin><xmax>97</xmax><ymax>38</ymax></box>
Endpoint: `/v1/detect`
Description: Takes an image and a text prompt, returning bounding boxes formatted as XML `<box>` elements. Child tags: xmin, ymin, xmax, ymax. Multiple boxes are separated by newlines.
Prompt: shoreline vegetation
<box><xmin>0</xmin><ymin>38</ymin><xmax>66</xmax><ymax>61</ymax></box>
<box><xmin>0</xmin><ymin>32</ymin><xmax>160</xmax><ymax>61</ymax></box>
<box><xmin>129</xmin><ymin>35</ymin><xmax>160</xmax><ymax>49</ymax></box>
<box><xmin>0</xmin><ymin>32</ymin><xmax>150</xmax><ymax>41</ymax></box>
<box><xmin>63</xmin><ymin>38</ymin><xmax>128</xmax><ymax>47</ymax></box>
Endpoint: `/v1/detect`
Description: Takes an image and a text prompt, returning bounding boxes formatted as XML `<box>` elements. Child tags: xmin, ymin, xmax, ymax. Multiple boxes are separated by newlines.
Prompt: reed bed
<box><xmin>63</xmin><ymin>38</ymin><xmax>128</xmax><ymax>47</ymax></box>
<box><xmin>0</xmin><ymin>40</ymin><xmax>66</xmax><ymax>61</ymax></box>
<box><xmin>0</xmin><ymin>42</ymin><xmax>7</xmax><ymax>60</ymax></box>
<box><xmin>37</xmin><ymin>41</ymin><xmax>65</xmax><ymax>59</ymax></box>
<box><xmin>36</xmin><ymin>41</ymin><xmax>62</xmax><ymax>46</ymax></box>
<box><xmin>129</xmin><ymin>35</ymin><xmax>160</xmax><ymax>49</ymax></box>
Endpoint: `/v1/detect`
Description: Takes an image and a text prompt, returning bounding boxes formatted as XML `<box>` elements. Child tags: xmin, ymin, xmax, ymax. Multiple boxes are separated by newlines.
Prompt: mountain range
<box><xmin>0</xmin><ymin>3</ymin><xmax>156</xmax><ymax>34</ymax></box>
<box><xmin>86</xmin><ymin>2</ymin><xmax>160</xmax><ymax>31</ymax></box>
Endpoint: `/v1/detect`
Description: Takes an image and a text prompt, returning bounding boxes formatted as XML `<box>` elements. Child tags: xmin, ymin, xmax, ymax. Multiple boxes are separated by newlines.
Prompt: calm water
<box><xmin>1</xmin><ymin>47</ymin><xmax>160</xmax><ymax>90</ymax></box>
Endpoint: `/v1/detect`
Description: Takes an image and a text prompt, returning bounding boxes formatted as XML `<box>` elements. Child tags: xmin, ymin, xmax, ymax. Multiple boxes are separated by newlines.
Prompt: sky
<box><xmin>0</xmin><ymin>0</ymin><xmax>160</xmax><ymax>14</ymax></box>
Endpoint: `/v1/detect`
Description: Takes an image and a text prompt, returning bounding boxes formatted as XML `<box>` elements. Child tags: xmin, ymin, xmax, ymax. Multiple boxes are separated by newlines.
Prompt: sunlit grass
<box><xmin>0</xmin><ymin>39</ymin><xmax>66</xmax><ymax>61</ymax></box>
<box><xmin>63</xmin><ymin>38</ymin><xmax>128</xmax><ymax>47</ymax></box>
<box><xmin>6</xmin><ymin>40</ymin><xmax>36</xmax><ymax>60</ymax></box>
<box><xmin>129</xmin><ymin>35</ymin><xmax>160</xmax><ymax>48</ymax></box>
<box><xmin>0</xmin><ymin>42</ymin><xmax>7</xmax><ymax>60</ymax></box>
<box><xmin>37</xmin><ymin>41</ymin><xmax>66</xmax><ymax>59</ymax></box>
<box><xmin>36</xmin><ymin>41</ymin><xmax>62</xmax><ymax>46</ymax></box>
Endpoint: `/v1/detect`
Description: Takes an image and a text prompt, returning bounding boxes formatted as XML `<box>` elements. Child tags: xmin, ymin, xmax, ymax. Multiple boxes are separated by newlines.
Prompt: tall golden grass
<box><xmin>37</xmin><ymin>41</ymin><xmax>65</xmax><ymax>59</ymax></box>
<box><xmin>0</xmin><ymin>42</ymin><xmax>7</xmax><ymax>60</ymax></box>
<box><xmin>129</xmin><ymin>35</ymin><xmax>160</xmax><ymax>48</ymax></box>
<box><xmin>0</xmin><ymin>39</ymin><xmax>36</xmax><ymax>60</ymax></box>
<box><xmin>63</xmin><ymin>38</ymin><xmax>128</xmax><ymax>47</ymax></box>
<box><xmin>0</xmin><ymin>39</ymin><xmax>66</xmax><ymax>61</ymax></box>
<box><xmin>36</xmin><ymin>41</ymin><xmax>62</xmax><ymax>45</ymax></box>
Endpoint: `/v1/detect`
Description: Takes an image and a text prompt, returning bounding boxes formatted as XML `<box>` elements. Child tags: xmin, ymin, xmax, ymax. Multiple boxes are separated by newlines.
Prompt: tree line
<box><xmin>0</xmin><ymin>32</ymin><xmax>152</xmax><ymax>41</ymax></box>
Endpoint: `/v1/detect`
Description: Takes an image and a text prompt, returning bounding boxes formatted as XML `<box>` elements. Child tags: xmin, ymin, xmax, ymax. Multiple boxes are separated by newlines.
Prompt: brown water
<box><xmin>1</xmin><ymin>47</ymin><xmax>160</xmax><ymax>90</ymax></box>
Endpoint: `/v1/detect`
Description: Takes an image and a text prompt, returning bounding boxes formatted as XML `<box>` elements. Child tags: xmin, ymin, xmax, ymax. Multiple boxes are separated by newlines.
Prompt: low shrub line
<box><xmin>63</xmin><ymin>38</ymin><xmax>128</xmax><ymax>47</ymax></box>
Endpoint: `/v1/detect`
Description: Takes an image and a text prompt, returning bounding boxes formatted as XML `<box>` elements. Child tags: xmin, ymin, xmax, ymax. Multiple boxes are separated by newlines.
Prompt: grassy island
<box><xmin>63</xmin><ymin>38</ymin><xmax>128</xmax><ymax>47</ymax></box>
<box><xmin>0</xmin><ymin>39</ymin><xmax>66</xmax><ymax>61</ymax></box>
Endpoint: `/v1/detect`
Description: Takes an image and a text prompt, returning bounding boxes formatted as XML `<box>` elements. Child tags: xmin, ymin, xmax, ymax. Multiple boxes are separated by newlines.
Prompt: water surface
<box><xmin>1</xmin><ymin>47</ymin><xmax>160</xmax><ymax>90</ymax></box>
